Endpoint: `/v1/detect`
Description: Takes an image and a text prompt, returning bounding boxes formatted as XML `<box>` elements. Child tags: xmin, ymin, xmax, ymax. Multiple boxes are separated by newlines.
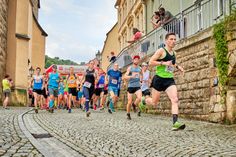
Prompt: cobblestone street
<box><xmin>1</xmin><ymin>108</ymin><xmax>236</xmax><ymax>156</ymax></box>
<box><xmin>0</xmin><ymin>108</ymin><xmax>42</xmax><ymax>157</ymax></box>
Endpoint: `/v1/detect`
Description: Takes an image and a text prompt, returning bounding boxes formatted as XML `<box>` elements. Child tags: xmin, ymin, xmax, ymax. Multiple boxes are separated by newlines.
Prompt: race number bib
<box><xmin>165</xmin><ymin>66</ymin><xmax>174</xmax><ymax>73</ymax></box>
<box><xmin>111</xmin><ymin>79</ymin><xmax>118</xmax><ymax>85</ymax></box>
<box><xmin>84</xmin><ymin>81</ymin><xmax>92</xmax><ymax>88</ymax></box>
<box><xmin>69</xmin><ymin>80</ymin><xmax>75</xmax><ymax>84</ymax></box>
<box><xmin>35</xmin><ymin>79</ymin><xmax>41</xmax><ymax>83</ymax></box>
<box><xmin>132</xmin><ymin>72</ymin><xmax>140</xmax><ymax>78</ymax></box>
<box><xmin>98</xmin><ymin>84</ymin><xmax>104</xmax><ymax>88</ymax></box>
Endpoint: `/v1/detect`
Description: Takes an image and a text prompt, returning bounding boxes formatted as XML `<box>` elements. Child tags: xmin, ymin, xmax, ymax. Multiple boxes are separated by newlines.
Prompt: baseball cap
<box><xmin>52</xmin><ymin>65</ymin><xmax>57</xmax><ymax>69</ymax></box>
<box><xmin>133</xmin><ymin>55</ymin><xmax>140</xmax><ymax>60</ymax></box>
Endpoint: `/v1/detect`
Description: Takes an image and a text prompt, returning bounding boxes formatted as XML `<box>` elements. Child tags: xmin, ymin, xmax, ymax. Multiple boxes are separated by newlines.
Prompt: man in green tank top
<box><xmin>143</xmin><ymin>32</ymin><xmax>185</xmax><ymax>131</ymax></box>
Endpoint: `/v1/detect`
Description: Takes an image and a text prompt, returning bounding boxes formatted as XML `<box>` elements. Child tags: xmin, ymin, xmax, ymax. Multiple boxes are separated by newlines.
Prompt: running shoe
<box><xmin>137</xmin><ymin>111</ymin><xmax>141</xmax><ymax>117</ymax></box>
<box><xmin>108</xmin><ymin>108</ymin><xmax>112</xmax><ymax>114</ymax></box>
<box><xmin>139</xmin><ymin>100</ymin><xmax>146</xmax><ymax>113</ymax></box>
<box><xmin>35</xmin><ymin>109</ymin><xmax>38</xmax><ymax>113</ymax></box>
<box><xmin>93</xmin><ymin>105</ymin><xmax>97</xmax><ymax>110</ymax></box>
<box><xmin>127</xmin><ymin>113</ymin><xmax>131</xmax><ymax>120</ymax></box>
<box><xmin>68</xmin><ymin>108</ymin><xmax>72</xmax><ymax>113</ymax></box>
<box><xmin>86</xmin><ymin>111</ymin><xmax>91</xmax><ymax>117</ymax></box>
<box><xmin>172</xmin><ymin>121</ymin><xmax>186</xmax><ymax>131</ymax></box>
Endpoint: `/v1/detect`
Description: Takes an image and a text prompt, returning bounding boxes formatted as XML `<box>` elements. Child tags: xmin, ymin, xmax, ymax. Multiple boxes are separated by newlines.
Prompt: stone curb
<box><xmin>18</xmin><ymin>109</ymin><xmax>53</xmax><ymax>157</ymax></box>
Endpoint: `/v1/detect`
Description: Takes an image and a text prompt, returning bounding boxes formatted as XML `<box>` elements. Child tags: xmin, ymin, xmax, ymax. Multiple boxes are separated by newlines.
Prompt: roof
<box><xmin>101</xmin><ymin>23</ymin><xmax>118</xmax><ymax>55</ymax></box>
<box><xmin>32</xmin><ymin>12</ymin><xmax>48</xmax><ymax>36</ymax></box>
<box><xmin>115</xmin><ymin>0</ymin><xmax>121</xmax><ymax>7</ymax></box>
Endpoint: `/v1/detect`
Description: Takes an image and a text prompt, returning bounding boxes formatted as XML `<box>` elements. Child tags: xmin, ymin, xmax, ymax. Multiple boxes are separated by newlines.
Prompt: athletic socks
<box><xmin>85</xmin><ymin>101</ymin><xmax>89</xmax><ymax>112</ymax></box>
<box><xmin>173</xmin><ymin>114</ymin><xmax>178</xmax><ymax>124</ymax></box>
<box><xmin>49</xmin><ymin>100</ymin><xmax>54</xmax><ymax>108</ymax></box>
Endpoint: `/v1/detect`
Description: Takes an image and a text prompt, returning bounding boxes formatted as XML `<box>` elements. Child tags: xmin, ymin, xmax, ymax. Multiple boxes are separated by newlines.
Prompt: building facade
<box><xmin>0</xmin><ymin>0</ymin><xmax>47</xmax><ymax>105</ymax></box>
<box><xmin>100</xmin><ymin>23</ymin><xmax>119</xmax><ymax>71</ymax></box>
<box><xmin>115</xmin><ymin>0</ymin><xmax>147</xmax><ymax>51</ymax></box>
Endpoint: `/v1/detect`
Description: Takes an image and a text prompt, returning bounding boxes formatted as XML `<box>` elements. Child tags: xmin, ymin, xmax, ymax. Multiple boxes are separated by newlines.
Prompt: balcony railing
<box><xmin>108</xmin><ymin>0</ymin><xmax>236</xmax><ymax>70</ymax></box>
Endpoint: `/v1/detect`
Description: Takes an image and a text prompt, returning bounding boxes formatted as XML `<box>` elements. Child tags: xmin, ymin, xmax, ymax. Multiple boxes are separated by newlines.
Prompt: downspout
<box><xmin>141</xmin><ymin>0</ymin><xmax>147</xmax><ymax>34</ymax></box>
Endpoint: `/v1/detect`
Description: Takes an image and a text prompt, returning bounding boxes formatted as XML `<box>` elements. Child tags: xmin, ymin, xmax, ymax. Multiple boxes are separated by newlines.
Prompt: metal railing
<box><xmin>108</xmin><ymin>0</ymin><xmax>235</xmax><ymax>70</ymax></box>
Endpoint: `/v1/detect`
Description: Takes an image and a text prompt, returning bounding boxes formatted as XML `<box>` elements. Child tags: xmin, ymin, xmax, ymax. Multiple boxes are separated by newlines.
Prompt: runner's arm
<box><xmin>149</xmin><ymin>49</ymin><xmax>172</xmax><ymax>66</ymax></box>
<box><xmin>124</xmin><ymin>66</ymin><xmax>132</xmax><ymax>80</ymax></box>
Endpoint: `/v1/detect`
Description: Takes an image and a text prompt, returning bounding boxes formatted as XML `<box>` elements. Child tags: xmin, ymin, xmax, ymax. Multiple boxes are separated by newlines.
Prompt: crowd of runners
<box><xmin>29</xmin><ymin>33</ymin><xmax>186</xmax><ymax>130</ymax></box>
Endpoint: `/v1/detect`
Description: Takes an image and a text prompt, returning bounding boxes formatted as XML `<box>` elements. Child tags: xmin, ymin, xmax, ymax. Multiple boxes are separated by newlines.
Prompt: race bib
<box><xmin>35</xmin><ymin>79</ymin><xmax>41</xmax><ymax>83</ymax></box>
<box><xmin>69</xmin><ymin>80</ymin><xmax>75</xmax><ymax>84</ymax></box>
<box><xmin>132</xmin><ymin>72</ymin><xmax>140</xmax><ymax>78</ymax></box>
<box><xmin>165</xmin><ymin>66</ymin><xmax>174</xmax><ymax>73</ymax></box>
<box><xmin>84</xmin><ymin>81</ymin><xmax>92</xmax><ymax>88</ymax></box>
<box><xmin>111</xmin><ymin>79</ymin><xmax>118</xmax><ymax>85</ymax></box>
<box><xmin>98</xmin><ymin>84</ymin><xmax>104</xmax><ymax>88</ymax></box>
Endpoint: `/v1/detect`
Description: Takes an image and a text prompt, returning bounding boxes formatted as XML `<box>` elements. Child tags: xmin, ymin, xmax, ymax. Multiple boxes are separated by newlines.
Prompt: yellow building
<box><xmin>5</xmin><ymin>0</ymin><xmax>47</xmax><ymax>105</ymax></box>
<box><xmin>115</xmin><ymin>0</ymin><xmax>146</xmax><ymax>50</ymax></box>
<box><xmin>100</xmin><ymin>23</ymin><xmax>119</xmax><ymax>71</ymax></box>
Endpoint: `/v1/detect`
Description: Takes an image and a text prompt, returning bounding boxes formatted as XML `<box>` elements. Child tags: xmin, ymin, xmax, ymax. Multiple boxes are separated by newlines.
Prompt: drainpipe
<box><xmin>142</xmin><ymin>0</ymin><xmax>147</xmax><ymax>34</ymax></box>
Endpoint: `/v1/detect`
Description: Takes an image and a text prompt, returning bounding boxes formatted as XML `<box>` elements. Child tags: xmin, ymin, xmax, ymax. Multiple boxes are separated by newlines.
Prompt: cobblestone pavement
<box><xmin>32</xmin><ymin>109</ymin><xmax>236</xmax><ymax>157</ymax></box>
<box><xmin>0</xmin><ymin>107</ymin><xmax>43</xmax><ymax>157</ymax></box>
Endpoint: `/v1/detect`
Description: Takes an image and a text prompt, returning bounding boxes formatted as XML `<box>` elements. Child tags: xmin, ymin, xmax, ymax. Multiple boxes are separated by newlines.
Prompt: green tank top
<box><xmin>64</xmin><ymin>80</ymin><xmax>68</xmax><ymax>92</ymax></box>
<box><xmin>156</xmin><ymin>48</ymin><xmax>176</xmax><ymax>78</ymax></box>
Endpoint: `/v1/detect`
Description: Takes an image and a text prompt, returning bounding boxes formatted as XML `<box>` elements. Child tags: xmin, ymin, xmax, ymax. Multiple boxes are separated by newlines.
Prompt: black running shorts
<box><xmin>68</xmin><ymin>87</ymin><xmax>77</xmax><ymax>96</ymax></box>
<box><xmin>127</xmin><ymin>87</ymin><xmax>141</xmax><ymax>94</ymax></box>
<box><xmin>151</xmin><ymin>75</ymin><xmax>175</xmax><ymax>92</ymax></box>
<box><xmin>142</xmin><ymin>89</ymin><xmax>151</xmax><ymax>96</ymax></box>
<box><xmin>94</xmin><ymin>88</ymin><xmax>104</xmax><ymax>96</ymax></box>
<box><xmin>33</xmin><ymin>89</ymin><xmax>43</xmax><ymax>95</ymax></box>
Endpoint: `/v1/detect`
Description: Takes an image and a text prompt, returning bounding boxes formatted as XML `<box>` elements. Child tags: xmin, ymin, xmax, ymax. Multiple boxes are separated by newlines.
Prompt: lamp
<box><xmin>29</xmin><ymin>66</ymin><xmax>34</xmax><ymax>77</ymax></box>
<box><xmin>95</xmin><ymin>50</ymin><xmax>102</xmax><ymax>61</ymax></box>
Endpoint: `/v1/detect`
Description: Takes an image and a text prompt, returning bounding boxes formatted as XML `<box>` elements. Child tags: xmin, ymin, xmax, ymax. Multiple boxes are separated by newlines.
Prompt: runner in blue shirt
<box><xmin>31</xmin><ymin>67</ymin><xmax>44</xmax><ymax>113</ymax></box>
<box><xmin>48</xmin><ymin>65</ymin><xmax>60</xmax><ymax>113</ymax></box>
<box><xmin>106</xmin><ymin>63</ymin><xmax>122</xmax><ymax>113</ymax></box>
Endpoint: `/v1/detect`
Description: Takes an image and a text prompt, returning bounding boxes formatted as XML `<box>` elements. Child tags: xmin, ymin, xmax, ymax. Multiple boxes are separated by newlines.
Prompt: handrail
<box><xmin>107</xmin><ymin>0</ymin><xmax>234</xmax><ymax>71</ymax></box>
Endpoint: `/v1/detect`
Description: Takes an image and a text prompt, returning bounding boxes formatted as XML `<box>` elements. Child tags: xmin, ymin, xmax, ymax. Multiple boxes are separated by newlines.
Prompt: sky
<box><xmin>39</xmin><ymin>0</ymin><xmax>117</xmax><ymax>63</ymax></box>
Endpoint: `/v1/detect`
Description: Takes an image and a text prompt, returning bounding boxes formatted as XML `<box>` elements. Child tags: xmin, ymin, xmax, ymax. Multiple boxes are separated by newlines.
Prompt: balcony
<box><xmin>108</xmin><ymin>0</ymin><xmax>236</xmax><ymax>70</ymax></box>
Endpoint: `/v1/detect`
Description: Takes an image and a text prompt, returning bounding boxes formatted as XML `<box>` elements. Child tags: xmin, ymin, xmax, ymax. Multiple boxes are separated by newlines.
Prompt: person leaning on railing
<box><xmin>159</xmin><ymin>7</ymin><xmax>180</xmax><ymax>37</ymax></box>
<box><xmin>107</xmin><ymin>51</ymin><xmax>117</xmax><ymax>63</ymax></box>
<box><xmin>151</xmin><ymin>11</ymin><xmax>161</xmax><ymax>29</ymax></box>
<box><xmin>126</xmin><ymin>28</ymin><xmax>142</xmax><ymax>44</ymax></box>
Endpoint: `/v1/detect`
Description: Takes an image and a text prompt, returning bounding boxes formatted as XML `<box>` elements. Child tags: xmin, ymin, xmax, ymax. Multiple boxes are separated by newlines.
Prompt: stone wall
<box><xmin>0</xmin><ymin>0</ymin><xmax>8</xmax><ymax>100</ymax></box>
<box><xmin>118</xmin><ymin>27</ymin><xmax>236</xmax><ymax>123</ymax></box>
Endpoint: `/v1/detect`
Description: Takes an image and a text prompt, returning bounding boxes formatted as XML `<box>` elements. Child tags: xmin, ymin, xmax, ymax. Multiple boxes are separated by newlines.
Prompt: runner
<box><xmin>2</xmin><ymin>74</ymin><xmax>12</xmax><ymax>109</ymax></box>
<box><xmin>93</xmin><ymin>68</ymin><xmax>105</xmax><ymax>110</ymax></box>
<box><xmin>58</xmin><ymin>77</ymin><xmax>65</xmax><ymax>109</ymax></box>
<box><xmin>67</xmin><ymin>67</ymin><xmax>78</xmax><ymax>113</ymax></box>
<box><xmin>82</xmin><ymin>60</ymin><xmax>97</xmax><ymax>117</ymax></box>
<box><xmin>144</xmin><ymin>32</ymin><xmax>185</xmax><ymax>131</ymax></box>
<box><xmin>48</xmin><ymin>65</ymin><xmax>60</xmax><ymax>113</ymax></box>
<box><xmin>100</xmin><ymin>83</ymin><xmax>108</xmax><ymax>110</ymax></box>
<box><xmin>42</xmin><ymin>73</ymin><xmax>48</xmax><ymax>109</ymax></box>
<box><xmin>139</xmin><ymin>62</ymin><xmax>151</xmax><ymax>112</ymax></box>
<box><xmin>31</xmin><ymin>67</ymin><xmax>44</xmax><ymax>113</ymax></box>
<box><xmin>106</xmin><ymin>63</ymin><xmax>122</xmax><ymax>114</ymax></box>
<box><xmin>124</xmin><ymin>55</ymin><xmax>142</xmax><ymax>119</ymax></box>
<box><xmin>63</xmin><ymin>77</ymin><xmax>69</xmax><ymax>109</ymax></box>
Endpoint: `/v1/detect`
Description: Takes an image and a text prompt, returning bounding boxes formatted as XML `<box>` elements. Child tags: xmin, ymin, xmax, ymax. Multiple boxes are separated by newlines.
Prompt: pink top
<box><xmin>133</xmin><ymin>32</ymin><xmax>142</xmax><ymax>41</ymax></box>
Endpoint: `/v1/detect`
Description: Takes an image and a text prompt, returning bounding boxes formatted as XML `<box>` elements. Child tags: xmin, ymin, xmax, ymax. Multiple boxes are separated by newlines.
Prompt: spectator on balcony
<box><xmin>159</xmin><ymin>7</ymin><xmax>180</xmax><ymax>36</ymax></box>
<box><xmin>151</xmin><ymin>11</ymin><xmax>161</xmax><ymax>29</ymax></box>
<box><xmin>107</xmin><ymin>51</ymin><xmax>116</xmax><ymax>63</ymax></box>
<box><xmin>126</xmin><ymin>28</ymin><xmax>142</xmax><ymax>44</ymax></box>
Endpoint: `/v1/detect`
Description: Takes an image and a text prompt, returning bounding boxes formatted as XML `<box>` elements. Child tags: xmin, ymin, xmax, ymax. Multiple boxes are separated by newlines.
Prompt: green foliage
<box><xmin>45</xmin><ymin>55</ymin><xmax>78</xmax><ymax>68</ymax></box>
<box><xmin>213</xmin><ymin>9</ymin><xmax>236</xmax><ymax>103</ymax></box>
